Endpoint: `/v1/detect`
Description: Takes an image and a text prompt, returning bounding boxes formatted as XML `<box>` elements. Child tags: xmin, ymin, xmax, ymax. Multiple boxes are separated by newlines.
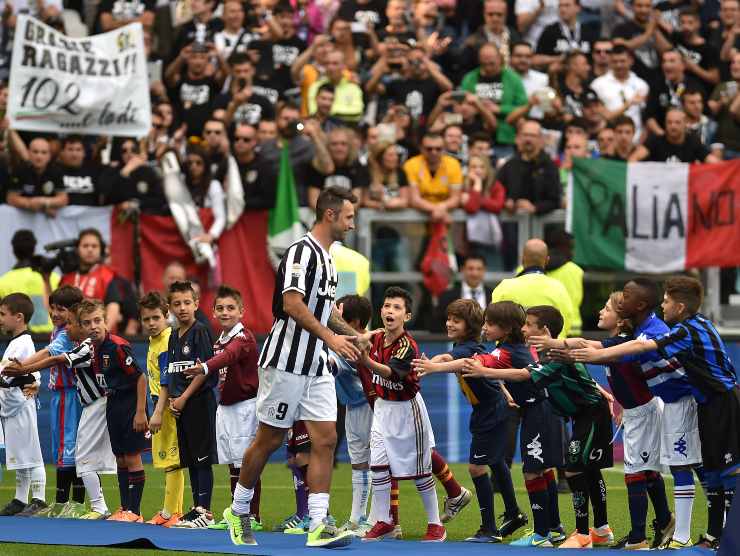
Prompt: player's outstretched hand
<box><xmin>133</xmin><ymin>409</ymin><xmax>148</xmax><ymax>433</ymax></box>
<box><xmin>570</xmin><ymin>346</ymin><xmax>601</xmax><ymax>362</ymax></box>
<box><xmin>149</xmin><ymin>411</ymin><xmax>162</xmax><ymax>433</ymax></box>
<box><xmin>411</xmin><ymin>355</ymin><xmax>432</xmax><ymax>376</ymax></box>
<box><xmin>183</xmin><ymin>359</ymin><xmax>205</xmax><ymax>376</ymax></box>
<box><xmin>460</xmin><ymin>358</ymin><xmax>486</xmax><ymax>377</ymax></box>
<box><xmin>328</xmin><ymin>334</ymin><xmax>361</xmax><ymax>361</ymax></box>
<box><xmin>528</xmin><ymin>326</ymin><xmax>555</xmax><ymax>350</ymax></box>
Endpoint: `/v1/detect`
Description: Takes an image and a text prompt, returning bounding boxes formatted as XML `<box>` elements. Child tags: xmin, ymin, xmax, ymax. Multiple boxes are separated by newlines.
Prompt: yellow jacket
<box><xmin>491</xmin><ymin>269</ymin><xmax>577</xmax><ymax>338</ymax></box>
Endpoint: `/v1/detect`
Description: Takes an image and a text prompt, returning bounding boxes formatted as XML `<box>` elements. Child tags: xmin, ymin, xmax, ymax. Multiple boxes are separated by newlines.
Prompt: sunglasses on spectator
<box><xmin>423</xmin><ymin>145</ymin><xmax>443</xmax><ymax>151</ymax></box>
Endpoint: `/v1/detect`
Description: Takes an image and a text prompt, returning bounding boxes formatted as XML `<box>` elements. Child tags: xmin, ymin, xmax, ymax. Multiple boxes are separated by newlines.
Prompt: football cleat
<box><xmin>441</xmin><ymin>487</ymin><xmax>472</xmax><ymax>523</ymax></box>
<box><xmin>510</xmin><ymin>530</ymin><xmax>554</xmax><ymax>547</ymax></box>
<box><xmin>223</xmin><ymin>506</ymin><xmax>256</xmax><ymax>546</ymax></box>
<box><xmin>305</xmin><ymin>517</ymin><xmax>354</xmax><ymax>548</ymax></box>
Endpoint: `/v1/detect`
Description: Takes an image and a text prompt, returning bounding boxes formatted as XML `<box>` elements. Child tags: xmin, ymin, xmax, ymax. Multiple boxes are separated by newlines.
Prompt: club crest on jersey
<box><xmin>102</xmin><ymin>354</ymin><xmax>110</xmax><ymax>369</ymax></box>
<box><xmin>183</xmin><ymin>344</ymin><xmax>191</xmax><ymax>355</ymax></box>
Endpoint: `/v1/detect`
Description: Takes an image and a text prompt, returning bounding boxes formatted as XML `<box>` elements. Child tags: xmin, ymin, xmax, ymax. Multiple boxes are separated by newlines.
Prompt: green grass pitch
<box><xmin>0</xmin><ymin>462</ymin><xmax>708</xmax><ymax>555</ymax></box>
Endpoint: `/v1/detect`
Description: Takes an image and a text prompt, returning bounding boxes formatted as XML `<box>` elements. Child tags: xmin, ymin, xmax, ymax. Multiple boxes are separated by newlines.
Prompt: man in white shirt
<box><xmin>590</xmin><ymin>44</ymin><xmax>650</xmax><ymax>141</ymax></box>
<box><xmin>507</xmin><ymin>41</ymin><xmax>551</xmax><ymax>122</ymax></box>
<box><xmin>515</xmin><ymin>0</ymin><xmax>559</xmax><ymax>47</ymax></box>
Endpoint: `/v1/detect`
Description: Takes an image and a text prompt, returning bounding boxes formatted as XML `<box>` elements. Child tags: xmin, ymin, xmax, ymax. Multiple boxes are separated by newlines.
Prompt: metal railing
<box><xmin>351</xmin><ymin>207</ymin><xmax>725</xmax><ymax>325</ymax></box>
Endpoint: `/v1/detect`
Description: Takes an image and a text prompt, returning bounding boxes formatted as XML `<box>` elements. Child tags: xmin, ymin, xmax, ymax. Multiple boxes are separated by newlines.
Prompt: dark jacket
<box><xmin>497</xmin><ymin>151</ymin><xmax>560</xmax><ymax>214</ymax></box>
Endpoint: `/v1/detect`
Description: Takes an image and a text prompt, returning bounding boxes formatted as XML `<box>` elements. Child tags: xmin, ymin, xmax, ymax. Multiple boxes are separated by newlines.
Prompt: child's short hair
<box><xmin>336</xmin><ymin>295</ymin><xmax>372</xmax><ymax>329</ymax></box>
<box><xmin>526</xmin><ymin>305</ymin><xmax>564</xmax><ymax>338</ymax></box>
<box><xmin>214</xmin><ymin>285</ymin><xmax>243</xmax><ymax>309</ymax></box>
<box><xmin>627</xmin><ymin>277</ymin><xmax>661</xmax><ymax>310</ymax></box>
<box><xmin>139</xmin><ymin>291</ymin><xmax>169</xmax><ymax>316</ymax></box>
<box><xmin>485</xmin><ymin>301</ymin><xmax>526</xmax><ymax>344</ymax></box>
<box><xmin>49</xmin><ymin>285</ymin><xmax>83</xmax><ymax>309</ymax></box>
<box><xmin>167</xmin><ymin>281</ymin><xmax>198</xmax><ymax>303</ymax></box>
<box><xmin>447</xmin><ymin>299</ymin><xmax>484</xmax><ymax>342</ymax></box>
<box><xmin>77</xmin><ymin>299</ymin><xmax>105</xmax><ymax>320</ymax></box>
<box><xmin>383</xmin><ymin>286</ymin><xmax>413</xmax><ymax>314</ymax></box>
<box><xmin>1</xmin><ymin>293</ymin><xmax>34</xmax><ymax>324</ymax></box>
<box><xmin>664</xmin><ymin>276</ymin><xmax>703</xmax><ymax>314</ymax></box>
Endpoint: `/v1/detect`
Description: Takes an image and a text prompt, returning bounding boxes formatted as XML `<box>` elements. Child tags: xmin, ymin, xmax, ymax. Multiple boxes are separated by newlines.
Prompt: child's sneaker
<box><xmin>32</xmin><ymin>502</ymin><xmax>66</xmax><ymax>518</ymax></box>
<box><xmin>361</xmin><ymin>521</ymin><xmax>396</xmax><ymax>542</ymax></box>
<box><xmin>107</xmin><ymin>508</ymin><xmax>126</xmax><ymax>521</ymax></box>
<box><xmin>500</xmin><ymin>511</ymin><xmax>529</xmax><ymax>537</ymax></box>
<box><xmin>549</xmin><ymin>525</ymin><xmax>567</xmax><ymax>543</ymax></box>
<box><xmin>273</xmin><ymin>513</ymin><xmax>304</xmax><ymax>532</ymax></box>
<box><xmin>80</xmin><ymin>510</ymin><xmax>111</xmax><ymax>520</ymax></box>
<box><xmin>58</xmin><ymin>501</ymin><xmax>87</xmax><ymax>519</ymax></box>
<box><xmin>146</xmin><ymin>511</ymin><xmax>171</xmax><ymax>526</ymax></box>
<box><xmin>172</xmin><ymin>506</ymin><xmax>214</xmax><ymax>528</ymax></box>
<box><xmin>559</xmin><ymin>531</ymin><xmax>593</xmax><ymax>548</ymax></box>
<box><xmin>664</xmin><ymin>537</ymin><xmax>692</xmax><ymax>549</ymax></box>
<box><xmin>590</xmin><ymin>525</ymin><xmax>614</xmax><ymax>546</ymax></box>
<box><xmin>119</xmin><ymin>511</ymin><xmax>144</xmax><ymax>523</ymax></box>
<box><xmin>510</xmin><ymin>530</ymin><xmax>554</xmax><ymax>547</ymax></box>
<box><xmin>465</xmin><ymin>527</ymin><xmax>503</xmax><ymax>543</ymax></box>
<box><xmin>421</xmin><ymin>523</ymin><xmax>446</xmax><ymax>542</ymax></box>
<box><xmin>391</xmin><ymin>524</ymin><xmax>403</xmax><ymax>539</ymax></box>
<box><xmin>163</xmin><ymin>513</ymin><xmax>182</xmax><ymax>527</ymax></box>
<box><xmin>0</xmin><ymin>498</ymin><xmax>27</xmax><ymax>516</ymax></box>
<box><xmin>16</xmin><ymin>499</ymin><xmax>49</xmax><ymax>517</ymax></box>
<box><xmin>223</xmin><ymin>506</ymin><xmax>256</xmax><ymax>546</ymax></box>
<box><xmin>339</xmin><ymin>516</ymin><xmax>370</xmax><ymax>536</ymax></box>
<box><xmin>284</xmin><ymin>515</ymin><xmax>310</xmax><ymax>534</ymax></box>
<box><xmin>441</xmin><ymin>487</ymin><xmax>472</xmax><ymax>522</ymax></box>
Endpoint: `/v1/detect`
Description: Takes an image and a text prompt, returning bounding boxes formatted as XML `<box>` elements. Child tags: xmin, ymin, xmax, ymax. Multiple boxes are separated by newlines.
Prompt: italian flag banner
<box><xmin>567</xmin><ymin>158</ymin><xmax>740</xmax><ymax>272</ymax></box>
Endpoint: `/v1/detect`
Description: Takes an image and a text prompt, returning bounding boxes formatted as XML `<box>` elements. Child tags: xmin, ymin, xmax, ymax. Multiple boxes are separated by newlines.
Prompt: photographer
<box><xmin>0</xmin><ymin>230</ymin><xmax>59</xmax><ymax>334</ymax></box>
<box><xmin>59</xmin><ymin>228</ymin><xmax>123</xmax><ymax>332</ymax></box>
<box><xmin>259</xmin><ymin>102</ymin><xmax>334</xmax><ymax>206</ymax></box>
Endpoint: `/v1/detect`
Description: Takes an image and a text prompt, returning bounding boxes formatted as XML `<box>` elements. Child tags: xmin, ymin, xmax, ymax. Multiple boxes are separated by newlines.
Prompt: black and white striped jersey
<box><xmin>63</xmin><ymin>339</ymin><xmax>107</xmax><ymax>406</ymax></box>
<box><xmin>259</xmin><ymin>233</ymin><xmax>338</xmax><ymax>376</ymax></box>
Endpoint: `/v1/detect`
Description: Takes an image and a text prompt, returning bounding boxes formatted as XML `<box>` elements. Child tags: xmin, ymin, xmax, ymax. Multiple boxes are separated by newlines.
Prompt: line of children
<box><xmin>531</xmin><ymin>290</ymin><xmax>675</xmax><ymax>549</ymax></box>
<box><xmin>460</xmin><ymin>305</ymin><xmax>614</xmax><ymax>549</ymax></box>
<box><xmin>572</xmin><ymin>276</ymin><xmax>739</xmax><ymax>550</ymax></box>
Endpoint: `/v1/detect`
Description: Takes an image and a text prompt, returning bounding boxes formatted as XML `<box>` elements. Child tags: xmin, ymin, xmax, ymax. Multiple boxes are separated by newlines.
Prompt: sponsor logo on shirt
<box><xmin>372</xmin><ymin>373</ymin><xmax>404</xmax><ymax>391</ymax></box>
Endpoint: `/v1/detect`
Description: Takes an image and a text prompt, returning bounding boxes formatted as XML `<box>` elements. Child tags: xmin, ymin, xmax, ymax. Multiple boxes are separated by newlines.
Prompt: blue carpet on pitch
<box><xmin>0</xmin><ymin>517</ymin><xmax>715</xmax><ymax>555</ymax></box>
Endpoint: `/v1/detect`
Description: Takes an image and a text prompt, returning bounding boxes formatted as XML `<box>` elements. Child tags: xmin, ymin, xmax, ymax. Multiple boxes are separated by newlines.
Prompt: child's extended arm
<box><xmin>571</xmin><ymin>338</ymin><xmax>658</xmax><ymax>363</ymax></box>
<box><xmin>2</xmin><ymin>354</ymin><xmax>67</xmax><ymax>376</ymax></box>
<box><xmin>15</xmin><ymin>348</ymin><xmax>51</xmax><ymax>368</ymax></box>
<box><xmin>412</xmin><ymin>357</ymin><xmax>464</xmax><ymax>376</ymax></box>
<box><xmin>529</xmin><ymin>334</ymin><xmax>603</xmax><ymax>352</ymax></box>
<box><xmin>133</xmin><ymin>374</ymin><xmax>148</xmax><ymax>432</ymax></box>
<box><xmin>460</xmin><ymin>358</ymin><xmax>531</xmax><ymax>381</ymax></box>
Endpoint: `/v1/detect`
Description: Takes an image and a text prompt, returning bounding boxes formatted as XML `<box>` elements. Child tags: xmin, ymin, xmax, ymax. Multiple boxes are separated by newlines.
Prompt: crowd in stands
<box><xmin>0</xmin><ymin>0</ymin><xmax>738</xmax><ymax>332</ymax></box>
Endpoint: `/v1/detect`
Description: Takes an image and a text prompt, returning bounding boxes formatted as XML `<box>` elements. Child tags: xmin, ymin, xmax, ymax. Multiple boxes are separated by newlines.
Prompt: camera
<box><xmin>282</xmin><ymin>119</ymin><xmax>305</xmax><ymax>139</ymax></box>
<box><xmin>30</xmin><ymin>239</ymin><xmax>79</xmax><ymax>275</ymax></box>
<box><xmin>450</xmin><ymin>90</ymin><xmax>467</xmax><ymax>103</ymax></box>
